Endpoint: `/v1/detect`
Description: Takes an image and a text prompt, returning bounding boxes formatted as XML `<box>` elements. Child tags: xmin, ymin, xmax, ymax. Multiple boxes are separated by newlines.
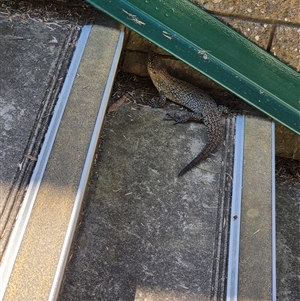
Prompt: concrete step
<box><xmin>56</xmin><ymin>105</ymin><xmax>275</xmax><ymax>301</ymax></box>
<box><xmin>1</xmin><ymin>23</ymin><xmax>276</xmax><ymax>301</ymax></box>
<box><xmin>1</xmin><ymin>24</ymin><xmax>124</xmax><ymax>300</ymax></box>
<box><xmin>58</xmin><ymin>102</ymin><xmax>235</xmax><ymax>301</ymax></box>
<box><xmin>132</xmin><ymin>116</ymin><xmax>276</xmax><ymax>301</ymax></box>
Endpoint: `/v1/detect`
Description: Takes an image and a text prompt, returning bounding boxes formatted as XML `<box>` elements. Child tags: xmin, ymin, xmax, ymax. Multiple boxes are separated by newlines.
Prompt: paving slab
<box><xmin>58</xmin><ymin>103</ymin><xmax>235</xmax><ymax>300</ymax></box>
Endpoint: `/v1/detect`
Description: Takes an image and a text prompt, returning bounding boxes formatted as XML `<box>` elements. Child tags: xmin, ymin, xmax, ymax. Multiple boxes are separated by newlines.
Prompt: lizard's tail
<box><xmin>178</xmin><ymin>125</ymin><xmax>222</xmax><ymax>177</ymax></box>
<box><xmin>178</xmin><ymin>144</ymin><xmax>214</xmax><ymax>177</ymax></box>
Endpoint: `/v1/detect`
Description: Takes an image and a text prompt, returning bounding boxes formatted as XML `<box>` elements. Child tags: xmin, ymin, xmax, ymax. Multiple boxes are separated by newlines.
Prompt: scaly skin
<box><xmin>147</xmin><ymin>51</ymin><xmax>224</xmax><ymax>176</ymax></box>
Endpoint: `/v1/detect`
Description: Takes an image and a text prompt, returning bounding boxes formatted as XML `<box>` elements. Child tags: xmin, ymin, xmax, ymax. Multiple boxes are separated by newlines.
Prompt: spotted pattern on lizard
<box><xmin>147</xmin><ymin>51</ymin><xmax>227</xmax><ymax>176</ymax></box>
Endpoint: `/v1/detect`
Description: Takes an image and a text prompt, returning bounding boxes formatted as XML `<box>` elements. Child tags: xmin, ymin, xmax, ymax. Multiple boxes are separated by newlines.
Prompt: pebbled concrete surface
<box><xmin>271</xmin><ymin>25</ymin><xmax>300</xmax><ymax>71</ymax></box>
<box><xmin>192</xmin><ymin>0</ymin><xmax>300</xmax><ymax>24</ymax></box>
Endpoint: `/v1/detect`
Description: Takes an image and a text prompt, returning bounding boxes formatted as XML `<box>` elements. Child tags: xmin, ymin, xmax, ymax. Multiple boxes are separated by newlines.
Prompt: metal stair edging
<box><xmin>48</xmin><ymin>29</ymin><xmax>125</xmax><ymax>301</ymax></box>
<box><xmin>0</xmin><ymin>25</ymin><xmax>92</xmax><ymax>301</ymax></box>
<box><xmin>1</xmin><ymin>25</ymin><xmax>124</xmax><ymax>301</ymax></box>
<box><xmin>86</xmin><ymin>0</ymin><xmax>300</xmax><ymax>135</ymax></box>
<box><xmin>226</xmin><ymin>116</ymin><xmax>244</xmax><ymax>301</ymax></box>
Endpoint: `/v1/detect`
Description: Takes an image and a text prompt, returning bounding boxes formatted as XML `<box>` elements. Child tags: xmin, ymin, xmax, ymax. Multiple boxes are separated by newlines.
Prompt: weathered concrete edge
<box><xmin>2</xmin><ymin>25</ymin><xmax>124</xmax><ymax>301</ymax></box>
<box><xmin>0</xmin><ymin>25</ymin><xmax>92</xmax><ymax>301</ymax></box>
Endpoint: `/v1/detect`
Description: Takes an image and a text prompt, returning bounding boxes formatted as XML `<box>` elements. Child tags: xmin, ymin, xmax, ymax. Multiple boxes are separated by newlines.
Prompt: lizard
<box><xmin>147</xmin><ymin>51</ymin><xmax>226</xmax><ymax>177</ymax></box>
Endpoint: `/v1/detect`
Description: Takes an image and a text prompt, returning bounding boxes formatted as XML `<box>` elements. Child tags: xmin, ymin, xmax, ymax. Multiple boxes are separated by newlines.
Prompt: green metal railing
<box><xmin>87</xmin><ymin>0</ymin><xmax>300</xmax><ymax>134</ymax></box>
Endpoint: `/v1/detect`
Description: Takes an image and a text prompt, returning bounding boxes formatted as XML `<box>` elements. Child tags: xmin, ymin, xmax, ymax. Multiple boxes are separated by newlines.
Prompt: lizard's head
<box><xmin>147</xmin><ymin>51</ymin><xmax>168</xmax><ymax>76</ymax></box>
